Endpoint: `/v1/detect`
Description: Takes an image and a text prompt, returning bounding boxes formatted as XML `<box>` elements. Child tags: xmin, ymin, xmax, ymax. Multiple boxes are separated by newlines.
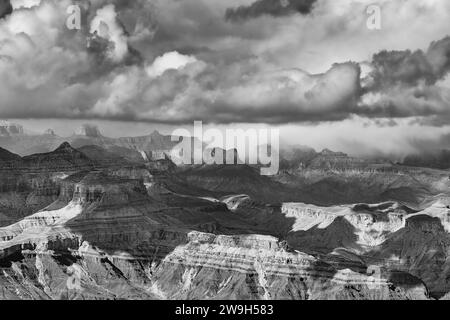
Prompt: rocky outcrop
<box><xmin>75</xmin><ymin>124</ymin><xmax>103</xmax><ymax>138</ymax></box>
<box><xmin>22</xmin><ymin>142</ymin><xmax>95</xmax><ymax>172</ymax></box>
<box><xmin>0</xmin><ymin>218</ymin><xmax>430</xmax><ymax>300</ymax></box>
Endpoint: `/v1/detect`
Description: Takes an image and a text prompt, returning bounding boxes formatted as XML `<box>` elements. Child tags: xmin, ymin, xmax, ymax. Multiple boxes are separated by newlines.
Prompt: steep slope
<box><xmin>0</xmin><ymin>172</ymin><xmax>430</xmax><ymax>300</ymax></box>
<box><xmin>276</xmin><ymin>148</ymin><xmax>450</xmax><ymax>206</ymax></box>
<box><xmin>77</xmin><ymin>145</ymin><xmax>132</xmax><ymax>166</ymax></box>
<box><xmin>22</xmin><ymin>142</ymin><xmax>95</xmax><ymax>172</ymax></box>
<box><xmin>366</xmin><ymin>214</ymin><xmax>450</xmax><ymax>299</ymax></box>
<box><xmin>0</xmin><ymin>143</ymin><xmax>92</xmax><ymax>227</ymax></box>
<box><xmin>0</xmin><ymin>146</ymin><xmax>22</xmax><ymax>168</ymax></box>
<box><xmin>279</xmin><ymin>145</ymin><xmax>317</xmax><ymax>170</ymax></box>
<box><xmin>177</xmin><ymin>164</ymin><xmax>289</xmax><ymax>202</ymax></box>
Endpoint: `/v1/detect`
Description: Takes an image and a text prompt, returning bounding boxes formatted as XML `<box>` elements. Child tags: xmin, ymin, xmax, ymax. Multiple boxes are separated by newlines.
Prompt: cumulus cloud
<box><xmin>1</xmin><ymin>0</ymin><xmax>450</xmax><ymax>127</ymax></box>
<box><xmin>365</xmin><ymin>36</ymin><xmax>450</xmax><ymax>90</ymax></box>
<box><xmin>359</xmin><ymin>36</ymin><xmax>450</xmax><ymax>121</ymax></box>
<box><xmin>90</xmin><ymin>4</ymin><xmax>128</xmax><ymax>62</ymax></box>
<box><xmin>207</xmin><ymin>62</ymin><xmax>361</xmax><ymax>123</ymax></box>
<box><xmin>146</xmin><ymin>51</ymin><xmax>197</xmax><ymax>78</ymax></box>
<box><xmin>11</xmin><ymin>0</ymin><xmax>41</xmax><ymax>9</ymax></box>
<box><xmin>225</xmin><ymin>0</ymin><xmax>317</xmax><ymax>21</ymax></box>
<box><xmin>85</xmin><ymin>59</ymin><xmax>362</xmax><ymax>124</ymax></box>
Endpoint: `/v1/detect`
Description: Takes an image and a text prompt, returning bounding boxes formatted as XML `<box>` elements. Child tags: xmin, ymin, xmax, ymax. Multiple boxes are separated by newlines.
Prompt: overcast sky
<box><xmin>1</xmin><ymin>0</ymin><xmax>450</xmax><ymax>157</ymax></box>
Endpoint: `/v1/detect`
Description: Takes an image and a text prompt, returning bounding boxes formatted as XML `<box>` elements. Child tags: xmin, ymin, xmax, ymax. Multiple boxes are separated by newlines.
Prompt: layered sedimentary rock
<box><xmin>278</xmin><ymin>200</ymin><xmax>450</xmax><ymax>299</ymax></box>
<box><xmin>0</xmin><ymin>170</ymin><xmax>433</xmax><ymax>300</ymax></box>
<box><xmin>0</xmin><ymin>143</ymin><xmax>92</xmax><ymax>227</ymax></box>
<box><xmin>0</xmin><ymin>217</ymin><xmax>430</xmax><ymax>300</ymax></box>
<box><xmin>1</xmin><ymin>139</ymin><xmax>449</xmax><ymax>300</ymax></box>
<box><xmin>0</xmin><ymin>142</ymin><xmax>154</xmax><ymax>227</ymax></box>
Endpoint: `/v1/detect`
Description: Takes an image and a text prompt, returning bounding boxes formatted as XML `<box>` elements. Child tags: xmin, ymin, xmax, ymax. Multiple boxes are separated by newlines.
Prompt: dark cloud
<box><xmin>225</xmin><ymin>0</ymin><xmax>317</xmax><ymax>22</ymax></box>
<box><xmin>365</xmin><ymin>36</ymin><xmax>450</xmax><ymax>91</ymax></box>
<box><xmin>1</xmin><ymin>0</ymin><xmax>450</xmax><ymax>127</ymax></box>
<box><xmin>356</xmin><ymin>36</ymin><xmax>450</xmax><ymax>123</ymax></box>
<box><xmin>368</xmin><ymin>50</ymin><xmax>436</xmax><ymax>89</ymax></box>
<box><xmin>0</xmin><ymin>0</ymin><xmax>12</xmax><ymax>19</ymax></box>
<box><xmin>427</xmin><ymin>36</ymin><xmax>450</xmax><ymax>78</ymax></box>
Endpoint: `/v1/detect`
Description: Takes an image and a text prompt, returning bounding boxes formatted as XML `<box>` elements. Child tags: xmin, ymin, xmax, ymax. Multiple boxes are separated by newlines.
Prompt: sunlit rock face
<box><xmin>282</xmin><ymin>202</ymin><xmax>410</xmax><ymax>250</ymax></box>
<box><xmin>0</xmin><ymin>143</ymin><xmax>95</xmax><ymax>227</ymax></box>
<box><xmin>0</xmin><ymin>142</ymin><xmax>154</xmax><ymax>228</ymax></box>
<box><xmin>279</xmin><ymin>199</ymin><xmax>450</xmax><ymax>299</ymax></box>
<box><xmin>0</xmin><ymin>169</ymin><xmax>62</xmax><ymax>227</ymax></box>
<box><xmin>148</xmin><ymin>231</ymin><xmax>428</xmax><ymax>300</ymax></box>
<box><xmin>0</xmin><ymin>219</ymin><xmax>430</xmax><ymax>300</ymax></box>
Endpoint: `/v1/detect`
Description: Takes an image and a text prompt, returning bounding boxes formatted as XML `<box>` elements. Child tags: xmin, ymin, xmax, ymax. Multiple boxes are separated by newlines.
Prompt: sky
<box><xmin>1</xmin><ymin>0</ymin><xmax>450</xmax><ymax>158</ymax></box>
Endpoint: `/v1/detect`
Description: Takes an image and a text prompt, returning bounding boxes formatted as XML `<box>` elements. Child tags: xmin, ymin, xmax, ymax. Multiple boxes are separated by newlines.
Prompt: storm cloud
<box><xmin>365</xmin><ymin>36</ymin><xmax>450</xmax><ymax>90</ymax></box>
<box><xmin>359</xmin><ymin>36</ymin><xmax>450</xmax><ymax>121</ymax></box>
<box><xmin>1</xmin><ymin>0</ymin><xmax>450</xmax><ymax>126</ymax></box>
<box><xmin>0</xmin><ymin>0</ymin><xmax>12</xmax><ymax>19</ymax></box>
<box><xmin>225</xmin><ymin>0</ymin><xmax>317</xmax><ymax>21</ymax></box>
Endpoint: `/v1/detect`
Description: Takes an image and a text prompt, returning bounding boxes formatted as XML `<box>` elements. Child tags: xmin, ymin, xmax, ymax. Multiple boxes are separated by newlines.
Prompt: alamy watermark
<box><xmin>66</xmin><ymin>3</ymin><xmax>382</xmax><ymax>32</ymax></box>
<box><xmin>366</xmin><ymin>4</ymin><xmax>382</xmax><ymax>30</ymax></box>
<box><xmin>66</xmin><ymin>5</ymin><xmax>81</xmax><ymax>30</ymax></box>
<box><xmin>170</xmin><ymin>121</ymin><xmax>279</xmax><ymax>176</ymax></box>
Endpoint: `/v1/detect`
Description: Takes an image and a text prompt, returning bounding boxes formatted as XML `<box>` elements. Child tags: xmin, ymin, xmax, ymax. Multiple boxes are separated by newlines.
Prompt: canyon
<box><xmin>0</xmin><ymin>125</ymin><xmax>449</xmax><ymax>300</ymax></box>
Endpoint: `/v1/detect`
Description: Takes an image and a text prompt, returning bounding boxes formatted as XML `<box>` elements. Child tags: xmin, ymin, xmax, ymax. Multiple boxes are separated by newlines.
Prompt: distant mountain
<box><xmin>77</xmin><ymin>145</ymin><xmax>131</xmax><ymax>165</ymax></box>
<box><xmin>403</xmin><ymin>150</ymin><xmax>450</xmax><ymax>169</ymax></box>
<box><xmin>0</xmin><ymin>123</ymin><xmax>181</xmax><ymax>162</ymax></box>
<box><xmin>4</xmin><ymin>121</ymin><xmax>450</xmax><ymax>175</ymax></box>
<box><xmin>70</xmin><ymin>125</ymin><xmax>187</xmax><ymax>161</ymax></box>
<box><xmin>22</xmin><ymin>142</ymin><xmax>95</xmax><ymax>171</ymax></box>
<box><xmin>307</xmin><ymin>148</ymin><xmax>370</xmax><ymax>171</ymax></box>
<box><xmin>178</xmin><ymin>164</ymin><xmax>288</xmax><ymax>202</ymax></box>
<box><xmin>75</xmin><ymin>124</ymin><xmax>103</xmax><ymax>138</ymax></box>
<box><xmin>279</xmin><ymin>145</ymin><xmax>317</xmax><ymax>170</ymax></box>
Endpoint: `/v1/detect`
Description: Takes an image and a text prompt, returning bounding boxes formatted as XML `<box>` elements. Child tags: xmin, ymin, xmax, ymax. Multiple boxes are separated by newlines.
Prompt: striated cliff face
<box><xmin>0</xmin><ymin>143</ymin><xmax>155</xmax><ymax>228</ymax></box>
<box><xmin>0</xmin><ymin>220</ymin><xmax>429</xmax><ymax>300</ymax></box>
<box><xmin>0</xmin><ymin>143</ymin><xmax>92</xmax><ymax>227</ymax></box>
<box><xmin>277</xmin><ymin>200</ymin><xmax>450</xmax><ymax>299</ymax></box>
<box><xmin>22</xmin><ymin>142</ymin><xmax>95</xmax><ymax>172</ymax></box>
<box><xmin>0</xmin><ymin>170</ymin><xmax>434</xmax><ymax>300</ymax></box>
<box><xmin>282</xmin><ymin>202</ymin><xmax>409</xmax><ymax>250</ymax></box>
<box><xmin>148</xmin><ymin>231</ymin><xmax>428</xmax><ymax>300</ymax></box>
<box><xmin>365</xmin><ymin>214</ymin><xmax>450</xmax><ymax>299</ymax></box>
<box><xmin>0</xmin><ymin>171</ymin><xmax>62</xmax><ymax>227</ymax></box>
